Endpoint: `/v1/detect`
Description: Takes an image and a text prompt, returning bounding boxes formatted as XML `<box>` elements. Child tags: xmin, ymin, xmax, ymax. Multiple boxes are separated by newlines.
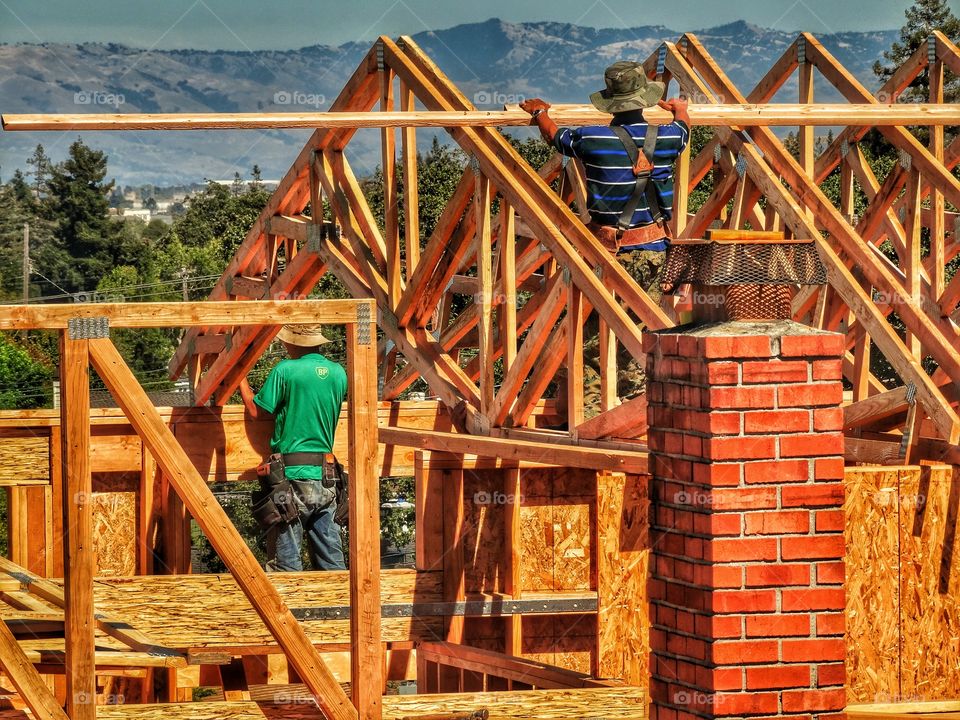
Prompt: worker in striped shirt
<box><xmin>520</xmin><ymin>61</ymin><xmax>690</xmax><ymax>416</ymax></box>
<box><xmin>521</xmin><ymin>60</ymin><xmax>689</xmax><ymax>299</ymax></box>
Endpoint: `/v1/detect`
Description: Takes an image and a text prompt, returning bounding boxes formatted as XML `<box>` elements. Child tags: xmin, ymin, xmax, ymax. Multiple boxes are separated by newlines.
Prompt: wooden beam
<box><xmin>381</xmin><ymin>64</ymin><xmax>402</xmax><ymax>308</ymax></box>
<box><xmin>346</xmin><ymin>316</ymin><xmax>383</xmax><ymax>720</ymax></box>
<box><xmin>9</xmin><ymin>104</ymin><xmax>960</xmax><ymax>131</ymax></box>
<box><xmin>929</xmin><ymin>56</ymin><xmax>946</xmax><ymax>299</ymax></box>
<box><xmin>400</xmin><ymin>81</ymin><xmax>420</xmax><ymax>277</ymax></box>
<box><xmin>475</xmin><ymin>168</ymin><xmax>495</xmax><ymax>417</ymax></box>
<box><xmin>60</xmin><ymin>332</ymin><xmax>95</xmax><ymax>720</ymax></box>
<box><xmin>575</xmin><ymin>394</ymin><xmax>648</xmax><ymax>441</ymax></box>
<box><xmin>379</xmin><ymin>426</ymin><xmax>648</xmax><ymax>473</ymax></box>
<box><xmin>86</xmin><ymin>338</ymin><xmax>358</xmax><ymax>720</ymax></box>
<box><xmin>0</xmin><ymin>299</ymin><xmax>362</xmax><ymax>331</ymax></box>
<box><xmin>499</xmin><ymin>200</ymin><xmax>518</xmax><ymax>372</ymax></box>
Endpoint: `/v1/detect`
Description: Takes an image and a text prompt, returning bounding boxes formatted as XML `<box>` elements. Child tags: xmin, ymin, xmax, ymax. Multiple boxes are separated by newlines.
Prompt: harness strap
<box><xmin>610</xmin><ymin>123</ymin><xmax>665</xmax><ymax>231</ymax></box>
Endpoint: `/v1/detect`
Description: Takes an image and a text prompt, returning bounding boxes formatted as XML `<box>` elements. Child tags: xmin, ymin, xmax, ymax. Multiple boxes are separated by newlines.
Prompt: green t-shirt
<box><xmin>254</xmin><ymin>353</ymin><xmax>347</xmax><ymax>480</ymax></box>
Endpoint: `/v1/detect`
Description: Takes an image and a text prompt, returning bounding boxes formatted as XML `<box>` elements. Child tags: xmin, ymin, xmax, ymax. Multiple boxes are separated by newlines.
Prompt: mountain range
<box><xmin>0</xmin><ymin>19</ymin><xmax>899</xmax><ymax>186</ymax></box>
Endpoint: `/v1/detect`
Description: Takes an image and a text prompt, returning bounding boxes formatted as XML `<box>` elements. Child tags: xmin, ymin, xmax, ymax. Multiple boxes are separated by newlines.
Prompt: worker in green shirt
<box><xmin>241</xmin><ymin>324</ymin><xmax>348</xmax><ymax>571</ymax></box>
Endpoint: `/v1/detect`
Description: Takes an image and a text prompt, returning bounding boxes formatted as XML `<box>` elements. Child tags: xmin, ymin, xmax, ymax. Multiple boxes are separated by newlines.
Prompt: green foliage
<box><xmin>874</xmin><ymin>0</ymin><xmax>960</xmax><ymax>103</ymax></box>
<box><xmin>380</xmin><ymin>477</ymin><xmax>415</xmax><ymax>561</ymax></box>
<box><xmin>0</xmin><ymin>334</ymin><xmax>52</xmax><ymax>409</ymax></box>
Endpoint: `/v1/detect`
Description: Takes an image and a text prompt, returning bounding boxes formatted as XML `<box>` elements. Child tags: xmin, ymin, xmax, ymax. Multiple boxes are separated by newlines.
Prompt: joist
<box><xmin>8</xmin><ymin>103</ymin><xmax>960</xmax><ymax>131</ymax></box>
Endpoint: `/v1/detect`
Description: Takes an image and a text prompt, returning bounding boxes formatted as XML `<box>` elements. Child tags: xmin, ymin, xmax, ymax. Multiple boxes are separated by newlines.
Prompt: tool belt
<box><xmin>251</xmin><ymin>453</ymin><xmax>299</xmax><ymax>527</ymax></box>
<box><xmin>588</xmin><ymin>220</ymin><xmax>669</xmax><ymax>254</ymax></box>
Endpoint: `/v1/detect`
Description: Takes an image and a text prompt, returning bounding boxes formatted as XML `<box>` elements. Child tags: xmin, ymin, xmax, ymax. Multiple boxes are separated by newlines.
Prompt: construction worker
<box><xmin>520</xmin><ymin>61</ymin><xmax>690</xmax><ymax>415</ymax></box>
<box><xmin>241</xmin><ymin>324</ymin><xmax>348</xmax><ymax>571</ymax></box>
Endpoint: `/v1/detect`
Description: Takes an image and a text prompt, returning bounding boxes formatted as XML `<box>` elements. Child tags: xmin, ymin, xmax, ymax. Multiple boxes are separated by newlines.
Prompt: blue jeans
<box><xmin>266</xmin><ymin>480</ymin><xmax>345</xmax><ymax>571</ymax></box>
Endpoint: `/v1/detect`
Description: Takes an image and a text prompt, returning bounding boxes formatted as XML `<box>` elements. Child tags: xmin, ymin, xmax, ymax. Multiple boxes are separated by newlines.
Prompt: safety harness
<box><xmin>609</xmin><ymin>123</ymin><xmax>665</xmax><ymax>232</ymax></box>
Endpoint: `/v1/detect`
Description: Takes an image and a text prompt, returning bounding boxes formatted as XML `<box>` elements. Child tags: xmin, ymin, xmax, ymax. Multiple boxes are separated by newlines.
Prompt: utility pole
<box><xmin>22</xmin><ymin>223</ymin><xmax>29</xmax><ymax>304</ymax></box>
<box><xmin>180</xmin><ymin>266</ymin><xmax>189</xmax><ymax>301</ymax></box>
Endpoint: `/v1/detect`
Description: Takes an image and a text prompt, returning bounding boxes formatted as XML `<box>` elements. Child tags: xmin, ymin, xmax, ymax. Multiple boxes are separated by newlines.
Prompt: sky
<box><xmin>1</xmin><ymin>0</ymin><xmax>956</xmax><ymax>50</ymax></box>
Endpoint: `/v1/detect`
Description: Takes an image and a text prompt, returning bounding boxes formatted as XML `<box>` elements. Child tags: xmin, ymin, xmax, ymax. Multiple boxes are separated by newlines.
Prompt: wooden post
<box><xmin>904</xmin><ymin>166</ymin><xmax>923</xmax><ymax>359</ymax></box>
<box><xmin>567</xmin><ymin>281</ymin><xmax>584</xmax><ymax>431</ymax></box>
<box><xmin>346</xmin><ymin>306</ymin><xmax>383</xmax><ymax>720</ymax></box>
<box><xmin>799</xmin><ymin>50</ymin><xmax>815</xmax><ymax>221</ymax></box>
<box><xmin>400</xmin><ymin>80</ymin><xmax>420</xmax><ymax>278</ymax></box>
<box><xmin>49</xmin><ymin>425</ymin><xmax>64</xmax><ymax>576</ymax></box>
<box><xmin>474</xmin><ymin>165</ymin><xmax>494</xmax><ymax>418</ymax></box>
<box><xmin>503</xmin><ymin>467</ymin><xmax>522</xmax><ymax>659</ymax></box>
<box><xmin>87</xmin><ymin>337</ymin><xmax>358</xmax><ymax>720</ymax></box>
<box><xmin>672</xmin><ymin>144</ymin><xmax>690</xmax><ymax>237</ymax></box>
<box><xmin>381</xmin><ymin>63</ymin><xmax>401</xmax><ymax>306</ymax></box>
<box><xmin>499</xmin><ymin>199</ymin><xmax>517</xmax><ymax>372</ymax></box>
<box><xmin>60</xmin><ymin>331</ymin><xmax>95</xmax><ymax>720</ymax></box>
<box><xmin>139</xmin><ymin>447</ymin><xmax>159</xmax><ymax>574</ymax></box>
<box><xmin>929</xmin><ymin>54</ymin><xmax>946</xmax><ymax>300</ymax></box>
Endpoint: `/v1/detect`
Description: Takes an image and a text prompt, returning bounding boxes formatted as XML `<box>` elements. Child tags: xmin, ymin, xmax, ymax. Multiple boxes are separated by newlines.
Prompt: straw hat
<box><xmin>277</xmin><ymin>324</ymin><xmax>330</xmax><ymax>347</ymax></box>
<box><xmin>589</xmin><ymin>61</ymin><xmax>665</xmax><ymax>114</ymax></box>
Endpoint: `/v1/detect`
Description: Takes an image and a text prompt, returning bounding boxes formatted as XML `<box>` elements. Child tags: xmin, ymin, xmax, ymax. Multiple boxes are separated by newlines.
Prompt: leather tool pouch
<box><xmin>251</xmin><ymin>454</ymin><xmax>299</xmax><ymax>527</ymax></box>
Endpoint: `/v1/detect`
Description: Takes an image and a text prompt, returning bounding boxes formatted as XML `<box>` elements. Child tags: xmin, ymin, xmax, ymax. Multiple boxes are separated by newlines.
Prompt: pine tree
<box><xmin>45</xmin><ymin>139</ymin><xmax>119</xmax><ymax>292</ymax></box>
<box><xmin>25</xmin><ymin>144</ymin><xmax>51</xmax><ymax>202</ymax></box>
<box><xmin>873</xmin><ymin>0</ymin><xmax>960</xmax><ymax>103</ymax></box>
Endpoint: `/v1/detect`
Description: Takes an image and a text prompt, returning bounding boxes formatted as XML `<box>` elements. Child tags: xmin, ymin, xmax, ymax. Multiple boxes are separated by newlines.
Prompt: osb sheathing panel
<box><xmin>521</xmin><ymin>614</ymin><xmax>596</xmax><ymax>675</ymax></box>
<box><xmin>899</xmin><ymin>464</ymin><xmax>960</xmax><ymax>700</ymax></box>
<box><xmin>462</xmin><ymin>469</ymin><xmax>505</xmax><ymax>594</ymax></box>
<box><xmin>845</xmin><ymin>466</ymin><xmax>900</xmax><ymax>703</ymax></box>
<box><xmin>91</xmin><ymin>472</ymin><xmax>138</xmax><ymax>577</ymax></box>
<box><xmin>0</xmin><ymin>436</ymin><xmax>48</xmax><ymax>483</ymax></box>
<box><xmin>519</xmin><ymin>468</ymin><xmax>592</xmax><ymax>593</ymax></box>
<box><xmin>597</xmin><ymin>472</ymin><xmax>649</xmax><ymax>685</ymax></box>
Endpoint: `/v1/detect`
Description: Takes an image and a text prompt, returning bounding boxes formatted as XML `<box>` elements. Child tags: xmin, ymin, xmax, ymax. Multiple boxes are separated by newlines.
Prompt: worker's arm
<box><xmin>519</xmin><ymin>98</ymin><xmax>559</xmax><ymax>144</ymax></box>
<box><xmin>240</xmin><ymin>378</ymin><xmax>273</xmax><ymax>420</ymax></box>
<box><xmin>657</xmin><ymin>97</ymin><xmax>691</xmax><ymax>131</ymax></box>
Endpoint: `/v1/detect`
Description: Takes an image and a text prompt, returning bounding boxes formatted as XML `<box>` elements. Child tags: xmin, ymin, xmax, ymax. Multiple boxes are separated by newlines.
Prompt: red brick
<box><xmin>706</xmin><ymin>666</ymin><xmax>743</xmax><ymax>691</ymax></box>
<box><xmin>782</xmin><ymin>638</ymin><xmax>846</xmax><ymax>662</ymax></box>
<box><xmin>779</xmin><ymin>333</ymin><xmax>845</xmax><ymax>358</ymax></box>
<box><xmin>677</xmin><ymin>334</ymin><xmax>702</xmax><ymax>357</ymax></box>
<box><xmin>781</xmin><ymin>535</ymin><xmax>845</xmax><ymax>561</ymax></box>
<box><xmin>816</xmin><ymin>613</ymin><xmax>845</xmax><ymax>636</ymax></box>
<box><xmin>682</xmin><ymin>385</ymin><xmax>704</xmax><ymax>408</ymax></box>
<box><xmin>710</xmin><ymin>487</ymin><xmax>778</xmax><ymax>511</ymax></box>
<box><xmin>706</xmin><ymin>362</ymin><xmax>740</xmax><ymax>385</ymax></box>
<box><xmin>709</xmin><ymin>385</ymin><xmax>777</xmax><ymax>409</ymax></box>
<box><xmin>704</xmin><ymin>564</ymin><xmax>744</xmax><ymax>589</ymax></box>
<box><xmin>744</xmin><ymin>510</ymin><xmax>810</xmax><ymax>535</ymax></box>
<box><xmin>782</xmin><ymin>483</ymin><xmax>844</xmax><ymax>508</ymax></box>
<box><xmin>742</xmin><ymin>360</ymin><xmax>810</xmax><ymax>384</ymax></box>
<box><xmin>703</xmin><ymin>614</ymin><xmax>744</xmax><ymax>639</ymax></box>
<box><xmin>812</xmin><ymin>359</ymin><xmax>843</xmax><ymax>380</ymax></box>
<box><xmin>702</xmin><ymin>335</ymin><xmax>773</xmax><ymax>359</ymax></box>
<box><xmin>745</xmin><ymin>563</ymin><xmax>812</xmax><ymax>587</ymax></box>
<box><xmin>780</xmin><ymin>432</ymin><xmax>844</xmax><ymax>458</ymax></box>
<box><xmin>813</xmin><ymin>407</ymin><xmax>844</xmax><ymax>432</ymax></box>
<box><xmin>693</xmin><ymin>462</ymin><xmax>741</xmax><ymax>487</ymax></box>
<box><xmin>744</xmin><ymin>459</ymin><xmax>811</xmax><ymax>484</ymax></box>
<box><xmin>745</xmin><ymin>613</ymin><xmax>812</xmax><ymax>637</ymax></box>
<box><xmin>781</xmin><ymin>688</ymin><xmax>847</xmax><ymax>712</ymax></box>
<box><xmin>782</xmin><ymin>588</ymin><xmax>845</xmax><ymax>612</ymax></box>
<box><xmin>817</xmin><ymin>663</ymin><xmax>845</xmax><ymax>686</ymax></box>
<box><xmin>705</xmin><ymin>411</ymin><xmax>742</xmax><ymax>435</ymax></box>
<box><xmin>682</xmin><ymin>433</ymin><xmax>703</xmax><ymax>456</ymax></box>
<box><xmin>814</xmin><ymin>457</ymin><xmax>845</xmax><ymax>480</ymax></box>
<box><xmin>713</xmin><ymin>640</ymin><xmax>780</xmax><ymax>665</ymax></box>
<box><xmin>705</xmin><ymin>436</ymin><xmax>777</xmax><ymax>461</ymax></box>
<box><xmin>746</xmin><ymin>664</ymin><xmax>811</xmax><ymax>689</ymax></box>
<box><xmin>643</xmin><ymin>332</ymin><xmax>662</xmax><ymax>354</ymax></box>
<box><xmin>711</xmin><ymin>589</ymin><xmax>777</xmax><ymax>613</ymax></box>
<box><xmin>744</xmin><ymin>409</ymin><xmax>810</xmax><ymax>434</ymax></box>
<box><xmin>711</xmin><ymin>691</ymin><xmax>780</xmax><ymax>715</ymax></box>
<box><xmin>709</xmin><ymin>512</ymin><xmax>743</xmax><ymax>536</ymax></box>
<box><xmin>816</xmin><ymin>561</ymin><xmax>845</xmax><ymax>584</ymax></box>
<box><xmin>778</xmin><ymin>382</ymin><xmax>843</xmax><ymax>408</ymax></box>
<box><xmin>711</xmin><ymin>537</ymin><xmax>779</xmax><ymax>562</ymax></box>
<box><xmin>815</xmin><ymin>509</ymin><xmax>845</xmax><ymax>533</ymax></box>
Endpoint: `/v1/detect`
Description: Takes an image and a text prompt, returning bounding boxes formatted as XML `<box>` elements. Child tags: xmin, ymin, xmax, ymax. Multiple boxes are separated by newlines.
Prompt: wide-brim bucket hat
<box><xmin>277</xmin><ymin>324</ymin><xmax>331</xmax><ymax>347</ymax></box>
<box><xmin>589</xmin><ymin>60</ymin><xmax>666</xmax><ymax>113</ymax></box>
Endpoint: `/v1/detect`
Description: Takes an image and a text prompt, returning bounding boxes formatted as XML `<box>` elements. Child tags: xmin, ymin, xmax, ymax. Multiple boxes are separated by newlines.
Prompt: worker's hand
<box><xmin>657</xmin><ymin>97</ymin><xmax>690</xmax><ymax>125</ymax></box>
<box><xmin>519</xmin><ymin>98</ymin><xmax>551</xmax><ymax>115</ymax></box>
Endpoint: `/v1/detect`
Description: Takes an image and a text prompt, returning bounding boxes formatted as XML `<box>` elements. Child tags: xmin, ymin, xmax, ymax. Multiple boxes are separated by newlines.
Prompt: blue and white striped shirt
<box><xmin>553</xmin><ymin>119</ymin><xmax>690</xmax><ymax>251</ymax></box>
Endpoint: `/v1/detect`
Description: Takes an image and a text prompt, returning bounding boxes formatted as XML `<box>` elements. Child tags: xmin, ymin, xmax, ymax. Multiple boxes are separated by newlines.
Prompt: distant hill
<box><xmin>0</xmin><ymin>19</ymin><xmax>898</xmax><ymax>185</ymax></box>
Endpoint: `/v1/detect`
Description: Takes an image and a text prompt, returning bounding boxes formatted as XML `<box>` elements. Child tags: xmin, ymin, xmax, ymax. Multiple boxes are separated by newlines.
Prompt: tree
<box><xmin>25</xmin><ymin>144</ymin><xmax>51</xmax><ymax>202</ymax></box>
<box><xmin>0</xmin><ymin>334</ymin><xmax>52</xmax><ymax>409</ymax></box>
<box><xmin>873</xmin><ymin>0</ymin><xmax>960</xmax><ymax>103</ymax></box>
<box><xmin>45</xmin><ymin>139</ymin><xmax>120</xmax><ymax>292</ymax></box>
